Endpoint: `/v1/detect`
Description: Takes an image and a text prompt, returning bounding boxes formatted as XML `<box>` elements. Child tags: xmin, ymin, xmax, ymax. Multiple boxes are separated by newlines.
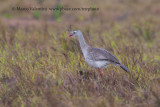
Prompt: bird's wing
<box><xmin>87</xmin><ymin>47</ymin><xmax>120</xmax><ymax>64</ymax></box>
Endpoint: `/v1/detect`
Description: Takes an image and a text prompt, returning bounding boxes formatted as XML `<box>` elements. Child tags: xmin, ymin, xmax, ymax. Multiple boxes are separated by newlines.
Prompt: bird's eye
<box><xmin>73</xmin><ymin>31</ymin><xmax>76</xmax><ymax>34</ymax></box>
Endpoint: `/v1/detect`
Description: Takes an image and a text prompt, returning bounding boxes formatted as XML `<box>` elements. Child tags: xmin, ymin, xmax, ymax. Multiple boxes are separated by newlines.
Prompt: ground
<box><xmin>0</xmin><ymin>0</ymin><xmax>160</xmax><ymax>107</ymax></box>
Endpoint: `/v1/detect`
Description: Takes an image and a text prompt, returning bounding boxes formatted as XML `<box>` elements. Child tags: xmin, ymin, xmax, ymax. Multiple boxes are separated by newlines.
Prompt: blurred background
<box><xmin>0</xmin><ymin>0</ymin><xmax>160</xmax><ymax>32</ymax></box>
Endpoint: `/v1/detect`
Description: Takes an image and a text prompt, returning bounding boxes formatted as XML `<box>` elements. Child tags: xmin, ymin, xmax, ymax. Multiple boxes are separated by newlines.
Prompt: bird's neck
<box><xmin>77</xmin><ymin>34</ymin><xmax>88</xmax><ymax>52</ymax></box>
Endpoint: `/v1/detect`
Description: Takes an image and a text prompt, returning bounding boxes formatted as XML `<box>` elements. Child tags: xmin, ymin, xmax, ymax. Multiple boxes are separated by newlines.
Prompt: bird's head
<box><xmin>68</xmin><ymin>30</ymin><xmax>81</xmax><ymax>37</ymax></box>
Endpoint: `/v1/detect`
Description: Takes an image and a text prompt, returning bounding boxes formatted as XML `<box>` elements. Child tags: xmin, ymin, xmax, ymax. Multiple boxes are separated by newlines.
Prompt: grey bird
<box><xmin>69</xmin><ymin>30</ymin><xmax>130</xmax><ymax>77</ymax></box>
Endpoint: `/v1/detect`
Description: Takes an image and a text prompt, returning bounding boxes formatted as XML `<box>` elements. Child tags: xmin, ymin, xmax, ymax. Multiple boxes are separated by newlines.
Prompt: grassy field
<box><xmin>0</xmin><ymin>0</ymin><xmax>160</xmax><ymax>107</ymax></box>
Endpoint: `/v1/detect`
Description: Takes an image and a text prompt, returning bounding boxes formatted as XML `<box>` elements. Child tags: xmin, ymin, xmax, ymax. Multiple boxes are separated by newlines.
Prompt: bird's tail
<box><xmin>120</xmin><ymin>64</ymin><xmax>130</xmax><ymax>73</ymax></box>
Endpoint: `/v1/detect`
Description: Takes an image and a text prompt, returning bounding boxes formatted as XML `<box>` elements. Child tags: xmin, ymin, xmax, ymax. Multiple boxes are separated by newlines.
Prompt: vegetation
<box><xmin>0</xmin><ymin>0</ymin><xmax>160</xmax><ymax>107</ymax></box>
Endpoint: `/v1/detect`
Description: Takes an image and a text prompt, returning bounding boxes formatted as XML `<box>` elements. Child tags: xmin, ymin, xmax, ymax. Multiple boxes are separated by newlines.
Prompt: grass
<box><xmin>0</xmin><ymin>0</ymin><xmax>160</xmax><ymax>107</ymax></box>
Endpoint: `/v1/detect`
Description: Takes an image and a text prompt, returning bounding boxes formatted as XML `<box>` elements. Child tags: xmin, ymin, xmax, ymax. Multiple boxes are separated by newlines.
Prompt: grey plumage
<box><xmin>87</xmin><ymin>47</ymin><xmax>120</xmax><ymax>65</ymax></box>
<box><xmin>87</xmin><ymin>47</ymin><xmax>130</xmax><ymax>72</ymax></box>
<box><xmin>69</xmin><ymin>30</ymin><xmax>130</xmax><ymax>74</ymax></box>
<box><xmin>120</xmin><ymin>64</ymin><xmax>130</xmax><ymax>73</ymax></box>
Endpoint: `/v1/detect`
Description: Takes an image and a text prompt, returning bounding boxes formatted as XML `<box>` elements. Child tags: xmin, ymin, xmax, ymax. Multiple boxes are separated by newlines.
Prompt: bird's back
<box><xmin>87</xmin><ymin>47</ymin><xmax>121</xmax><ymax>65</ymax></box>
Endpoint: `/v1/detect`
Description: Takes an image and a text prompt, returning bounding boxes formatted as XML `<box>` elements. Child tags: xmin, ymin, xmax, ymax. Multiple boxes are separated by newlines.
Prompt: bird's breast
<box><xmin>85</xmin><ymin>58</ymin><xmax>108</xmax><ymax>68</ymax></box>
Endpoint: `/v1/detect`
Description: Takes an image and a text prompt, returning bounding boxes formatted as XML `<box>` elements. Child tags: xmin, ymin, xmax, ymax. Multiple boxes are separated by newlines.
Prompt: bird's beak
<box><xmin>69</xmin><ymin>34</ymin><xmax>72</xmax><ymax>37</ymax></box>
